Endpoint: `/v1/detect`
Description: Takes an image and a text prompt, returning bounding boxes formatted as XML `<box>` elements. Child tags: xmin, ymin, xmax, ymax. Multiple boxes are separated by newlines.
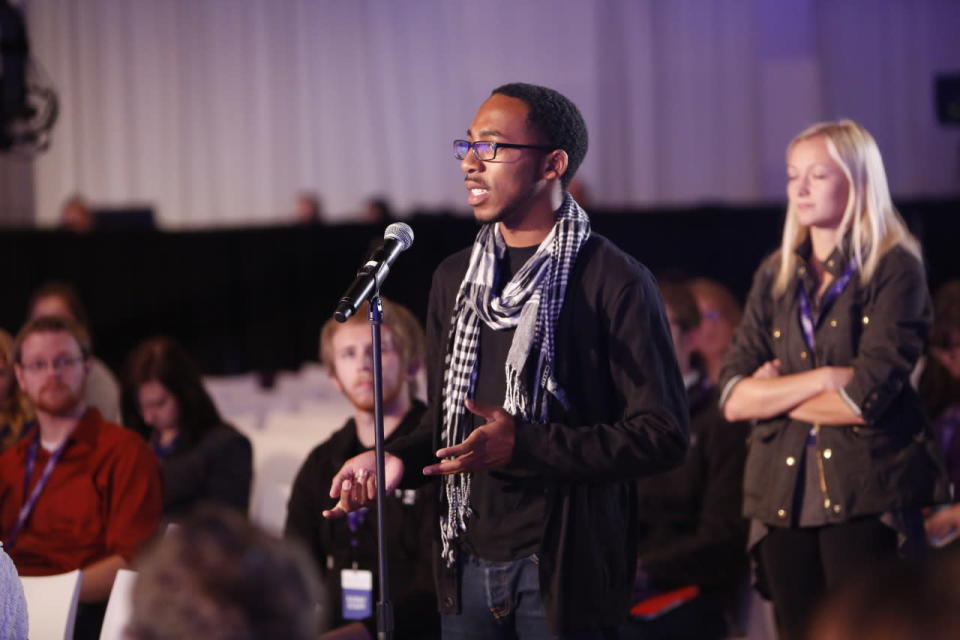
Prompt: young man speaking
<box><xmin>325</xmin><ymin>83</ymin><xmax>688</xmax><ymax>639</ymax></box>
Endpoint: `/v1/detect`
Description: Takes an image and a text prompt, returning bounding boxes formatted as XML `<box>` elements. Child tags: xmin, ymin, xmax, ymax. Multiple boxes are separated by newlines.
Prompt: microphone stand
<box><xmin>368</xmin><ymin>295</ymin><xmax>393</xmax><ymax>640</ymax></box>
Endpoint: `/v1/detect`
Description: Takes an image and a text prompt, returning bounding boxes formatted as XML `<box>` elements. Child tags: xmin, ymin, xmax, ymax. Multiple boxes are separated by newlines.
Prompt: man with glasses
<box><xmin>0</xmin><ymin>315</ymin><xmax>162</xmax><ymax>640</ymax></box>
<box><xmin>325</xmin><ymin>83</ymin><xmax>688</xmax><ymax>639</ymax></box>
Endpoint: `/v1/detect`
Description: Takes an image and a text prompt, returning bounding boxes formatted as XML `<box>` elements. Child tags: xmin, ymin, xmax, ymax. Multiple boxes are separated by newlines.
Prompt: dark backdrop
<box><xmin>2</xmin><ymin>200</ymin><xmax>956</xmax><ymax>378</ymax></box>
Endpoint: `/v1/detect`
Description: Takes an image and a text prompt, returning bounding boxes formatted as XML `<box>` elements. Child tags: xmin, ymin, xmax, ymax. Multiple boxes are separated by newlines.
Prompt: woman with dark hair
<box><xmin>719</xmin><ymin>120</ymin><xmax>948</xmax><ymax>640</ymax></box>
<box><xmin>122</xmin><ymin>337</ymin><xmax>252</xmax><ymax>519</ymax></box>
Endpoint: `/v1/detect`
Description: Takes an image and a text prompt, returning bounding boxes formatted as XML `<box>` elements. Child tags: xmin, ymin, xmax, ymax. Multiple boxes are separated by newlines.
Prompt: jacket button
<box><xmin>777</xmin><ymin>509</ymin><xmax>787</xmax><ymax>519</ymax></box>
<box><xmin>862</xmin><ymin>316</ymin><xmax>870</xmax><ymax>325</ymax></box>
<box><xmin>827</xmin><ymin>259</ymin><xmax>835</xmax><ymax>268</ymax></box>
<box><xmin>443</xmin><ymin>596</ymin><xmax>455</xmax><ymax>608</ymax></box>
<box><xmin>822</xmin><ymin>449</ymin><xmax>832</xmax><ymax>459</ymax></box>
<box><xmin>800</xmin><ymin>351</ymin><xmax>808</xmax><ymax>360</ymax></box>
<box><xmin>824</xmin><ymin>498</ymin><xmax>831</xmax><ymax>508</ymax></box>
<box><xmin>786</xmin><ymin>456</ymin><xmax>796</xmax><ymax>466</ymax></box>
<box><xmin>829</xmin><ymin>319</ymin><xmax>838</xmax><ymax>327</ymax></box>
<box><xmin>773</xmin><ymin>329</ymin><xmax>781</xmax><ymax>339</ymax></box>
<box><xmin>832</xmin><ymin>504</ymin><xmax>842</xmax><ymax>514</ymax></box>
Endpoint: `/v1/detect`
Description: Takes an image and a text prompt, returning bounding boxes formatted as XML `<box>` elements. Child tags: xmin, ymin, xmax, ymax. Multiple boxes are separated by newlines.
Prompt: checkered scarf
<box><xmin>439</xmin><ymin>193</ymin><xmax>591</xmax><ymax>566</ymax></box>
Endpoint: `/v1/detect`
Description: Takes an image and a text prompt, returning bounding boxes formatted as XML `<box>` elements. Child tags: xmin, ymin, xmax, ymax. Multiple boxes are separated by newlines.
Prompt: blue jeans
<box><xmin>441</xmin><ymin>553</ymin><xmax>618</xmax><ymax>640</ymax></box>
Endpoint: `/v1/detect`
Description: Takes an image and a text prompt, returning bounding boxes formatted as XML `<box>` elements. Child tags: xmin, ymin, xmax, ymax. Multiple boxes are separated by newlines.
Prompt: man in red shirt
<box><xmin>0</xmin><ymin>315</ymin><xmax>162</xmax><ymax>638</ymax></box>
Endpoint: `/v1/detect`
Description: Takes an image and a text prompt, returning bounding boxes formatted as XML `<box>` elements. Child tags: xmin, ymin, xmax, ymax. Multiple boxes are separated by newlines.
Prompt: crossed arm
<box><xmin>722</xmin><ymin>359</ymin><xmax>864</xmax><ymax>426</ymax></box>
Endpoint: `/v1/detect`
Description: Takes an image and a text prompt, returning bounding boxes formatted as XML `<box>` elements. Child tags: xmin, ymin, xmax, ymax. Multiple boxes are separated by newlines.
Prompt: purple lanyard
<box><xmin>5</xmin><ymin>433</ymin><xmax>68</xmax><ymax>549</ymax></box>
<box><xmin>797</xmin><ymin>257</ymin><xmax>857</xmax><ymax>353</ymax></box>
<box><xmin>346</xmin><ymin>507</ymin><xmax>368</xmax><ymax>549</ymax></box>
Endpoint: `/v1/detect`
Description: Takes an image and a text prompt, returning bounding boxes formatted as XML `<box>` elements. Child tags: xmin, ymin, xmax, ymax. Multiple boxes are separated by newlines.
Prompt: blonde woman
<box><xmin>719</xmin><ymin>120</ymin><xmax>949</xmax><ymax>640</ymax></box>
<box><xmin>0</xmin><ymin>329</ymin><xmax>33</xmax><ymax>452</ymax></box>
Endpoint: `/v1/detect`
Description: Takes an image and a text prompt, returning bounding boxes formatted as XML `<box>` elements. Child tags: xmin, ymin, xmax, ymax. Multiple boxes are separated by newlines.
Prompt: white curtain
<box><xmin>18</xmin><ymin>0</ymin><xmax>960</xmax><ymax>228</ymax></box>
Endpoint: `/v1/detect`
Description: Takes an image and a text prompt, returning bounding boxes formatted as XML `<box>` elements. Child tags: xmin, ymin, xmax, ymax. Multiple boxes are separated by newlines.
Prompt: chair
<box><xmin>99</xmin><ymin>568</ymin><xmax>137</xmax><ymax>640</ymax></box>
<box><xmin>249</xmin><ymin>480</ymin><xmax>293</xmax><ymax>536</ymax></box>
<box><xmin>19</xmin><ymin>569</ymin><xmax>82</xmax><ymax>640</ymax></box>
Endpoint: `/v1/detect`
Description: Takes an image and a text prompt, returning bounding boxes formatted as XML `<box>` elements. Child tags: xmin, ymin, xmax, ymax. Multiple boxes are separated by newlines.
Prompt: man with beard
<box><xmin>0</xmin><ymin>315</ymin><xmax>162</xmax><ymax>640</ymax></box>
<box><xmin>323</xmin><ymin>83</ymin><xmax>688</xmax><ymax>639</ymax></box>
<box><xmin>285</xmin><ymin>299</ymin><xmax>438</xmax><ymax>640</ymax></box>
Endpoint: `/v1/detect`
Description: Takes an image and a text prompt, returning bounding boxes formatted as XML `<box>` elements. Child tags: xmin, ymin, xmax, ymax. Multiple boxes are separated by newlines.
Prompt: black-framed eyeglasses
<box><xmin>453</xmin><ymin>139</ymin><xmax>553</xmax><ymax>161</ymax></box>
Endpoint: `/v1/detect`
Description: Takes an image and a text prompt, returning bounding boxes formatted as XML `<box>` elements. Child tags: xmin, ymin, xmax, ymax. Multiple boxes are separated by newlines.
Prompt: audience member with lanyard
<box><xmin>0</xmin><ymin>315</ymin><xmax>162</xmax><ymax>640</ymax></box>
<box><xmin>719</xmin><ymin>119</ymin><xmax>949</xmax><ymax>640</ymax></box>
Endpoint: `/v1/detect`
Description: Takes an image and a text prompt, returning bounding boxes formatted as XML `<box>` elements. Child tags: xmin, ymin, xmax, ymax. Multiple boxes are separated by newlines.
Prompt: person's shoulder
<box><xmin>433</xmin><ymin>246</ymin><xmax>472</xmax><ymax>280</ymax></box>
<box><xmin>0</xmin><ymin>438</ymin><xmax>25</xmax><ymax>475</ymax></box>
<box><xmin>877</xmin><ymin>243</ymin><xmax>924</xmax><ymax>272</ymax></box>
<box><xmin>204</xmin><ymin>422</ymin><xmax>252</xmax><ymax>448</ymax></box>
<box><xmin>574</xmin><ymin>233</ymin><xmax>659</xmax><ymax>298</ymax></box>
<box><xmin>301</xmin><ymin>419</ymin><xmax>357</xmax><ymax>468</ymax></box>
<box><xmin>95</xmin><ymin>414</ymin><xmax>146</xmax><ymax>448</ymax></box>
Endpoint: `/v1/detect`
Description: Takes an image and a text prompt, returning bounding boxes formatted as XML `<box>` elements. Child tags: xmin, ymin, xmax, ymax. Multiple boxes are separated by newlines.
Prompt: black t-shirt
<box><xmin>462</xmin><ymin>243</ymin><xmax>547</xmax><ymax>561</ymax></box>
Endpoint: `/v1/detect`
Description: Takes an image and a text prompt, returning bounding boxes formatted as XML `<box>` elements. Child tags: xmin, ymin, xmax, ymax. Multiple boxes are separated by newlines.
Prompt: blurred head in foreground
<box><xmin>126</xmin><ymin>507</ymin><xmax>322</xmax><ymax>640</ymax></box>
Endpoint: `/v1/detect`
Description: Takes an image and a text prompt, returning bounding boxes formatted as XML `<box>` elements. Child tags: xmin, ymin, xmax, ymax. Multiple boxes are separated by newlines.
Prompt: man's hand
<box><xmin>323</xmin><ymin>450</ymin><xmax>405</xmax><ymax>520</ymax></box>
<box><xmin>423</xmin><ymin>399</ymin><xmax>515</xmax><ymax>476</ymax></box>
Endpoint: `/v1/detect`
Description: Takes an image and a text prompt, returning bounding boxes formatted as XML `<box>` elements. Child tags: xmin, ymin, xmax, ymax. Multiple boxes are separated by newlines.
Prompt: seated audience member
<box><xmin>126</xmin><ymin>507</ymin><xmax>322</xmax><ymax>640</ymax></box>
<box><xmin>122</xmin><ymin>337</ymin><xmax>252</xmax><ymax>519</ymax></box>
<box><xmin>0</xmin><ymin>542</ymin><xmax>28</xmax><ymax>640</ymax></box>
<box><xmin>688</xmin><ymin>277</ymin><xmax>743</xmax><ymax>384</ymax></box>
<box><xmin>0</xmin><ymin>329</ymin><xmax>33</xmax><ymax>452</ymax></box>
<box><xmin>921</xmin><ymin>280</ymin><xmax>960</xmax><ymax>547</ymax></box>
<box><xmin>362</xmin><ymin>196</ymin><xmax>394</xmax><ymax>226</ymax></box>
<box><xmin>806</xmin><ymin>550</ymin><xmax>960</xmax><ymax>640</ymax></box>
<box><xmin>27</xmin><ymin>281</ymin><xmax>122</xmax><ymax>421</ymax></box>
<box><xmin>0</xmin><ymin>316</ymin><xmax>163</xmax><ymax>640</ymax></box>
<box><xmin>621</xmin><ymin>280</ymin><xmax>750</xmax><ymax>640</ymax></box>
<box><xmin>285</xmin><ymin>299</ymin><xmax>438</xmax><ymax>640</ymax></box>
<box><xmin>59</xmin><ymin>194</ymin><xmax>95</xmax><ymax>234</ymax></box>
<box><xmin>920</xmin><ymin>280</ymin><xmax>960</xmax><ymax>492</ymax></box>
<box><xmin>294</xmin><ymin>191</ymin><xmax>325</xmax><ymax>225</ymax></box>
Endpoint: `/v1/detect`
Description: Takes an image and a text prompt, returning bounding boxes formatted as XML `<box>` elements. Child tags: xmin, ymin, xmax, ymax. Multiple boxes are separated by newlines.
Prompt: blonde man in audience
<box><xmin>0</xmin><ymin>316</ymin><xmax>162</xmax><ymax>640</ymax></box>
<box><xmin>285</xmin><ymin>298</ymin><xmax>438</xmax><ymax>639</ymax></box>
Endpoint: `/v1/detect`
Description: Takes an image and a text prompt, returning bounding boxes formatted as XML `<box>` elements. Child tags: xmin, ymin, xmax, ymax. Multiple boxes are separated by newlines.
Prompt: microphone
<box><xmin>334</xmin><ymin>223</ymin><xmax>414</xmax><ymax>322</ymax></box>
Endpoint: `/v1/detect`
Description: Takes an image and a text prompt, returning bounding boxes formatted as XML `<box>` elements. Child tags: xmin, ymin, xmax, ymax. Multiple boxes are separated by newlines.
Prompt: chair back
<box><xmin>99</xmin><ymin>568</ymin><xmax>137</xmax><ymax>640</ymax></box>
<box><xmin>19</xmin><ymin>569</ymin><xmax>82</xmax><ymax>640</ymax></box>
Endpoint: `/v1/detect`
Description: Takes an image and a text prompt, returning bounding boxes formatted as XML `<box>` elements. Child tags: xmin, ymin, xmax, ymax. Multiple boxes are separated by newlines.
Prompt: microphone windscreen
<box><xmin>384</xmin><ymin>222</ymin><xmax>414</xmax><ymax>251</ymax></box>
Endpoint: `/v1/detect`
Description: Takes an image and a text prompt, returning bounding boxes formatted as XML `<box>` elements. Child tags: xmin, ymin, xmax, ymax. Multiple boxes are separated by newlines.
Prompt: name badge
<box><xmin>341</xmin><ymin>568</ymin><xmax>373</xmax><ymax>620</ymax></box>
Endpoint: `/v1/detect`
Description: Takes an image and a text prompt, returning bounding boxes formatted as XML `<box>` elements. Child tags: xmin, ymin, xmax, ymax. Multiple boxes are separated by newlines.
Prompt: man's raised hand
<box><xmin>322</xmin><ymin>450</ymin><xmax>405</xmax><ymax>519</ymax></box>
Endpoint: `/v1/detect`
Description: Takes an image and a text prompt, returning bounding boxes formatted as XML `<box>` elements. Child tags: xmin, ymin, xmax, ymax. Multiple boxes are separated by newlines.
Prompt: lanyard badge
<box><xmin>5</xmin><ymin>434</ymin><xmax>68</xmax><ymax>549</ymax></box>
<box><xmin>341</xmin><ymin>568</ymin><xmax>374</xmax><ymax>620</ymax></box>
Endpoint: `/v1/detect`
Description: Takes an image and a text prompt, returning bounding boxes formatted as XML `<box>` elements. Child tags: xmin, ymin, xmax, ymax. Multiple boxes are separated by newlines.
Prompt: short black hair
<box><xmin>491</xmin><ymin>82</ymin><xmax>588</xmax><ymax>189</ymax></box>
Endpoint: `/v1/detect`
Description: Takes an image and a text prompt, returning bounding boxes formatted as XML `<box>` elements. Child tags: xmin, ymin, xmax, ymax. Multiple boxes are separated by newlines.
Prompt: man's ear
<box><xmin>543</xmin><ymin>150</ymin><xmax>568</xmax><ymax>183</ymax></box>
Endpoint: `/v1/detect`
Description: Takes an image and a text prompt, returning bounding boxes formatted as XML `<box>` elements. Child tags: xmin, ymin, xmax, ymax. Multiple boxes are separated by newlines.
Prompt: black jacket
<box><xmin>719</xmin><ymin>241</ymin><xmax>949</xmax><ymax>527</ymax></box>
<box><xmin>635</xmin><ymin>374</ymin><xmax>749</xmax><ymax>603</ymax></box>
<box><xmin>389</xmin><ymin>233</ymin><xmax>689</xmax><ymax>633</ymax></box>
<box><xmin>161</xmin><ymin>422</ymin><xmax>252</xmax><ymax>517</ymax></box>
<box><xmin>285</xmin><ymin>402</ymin><xmax>438</xmax><ymax>639</ymax></box>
